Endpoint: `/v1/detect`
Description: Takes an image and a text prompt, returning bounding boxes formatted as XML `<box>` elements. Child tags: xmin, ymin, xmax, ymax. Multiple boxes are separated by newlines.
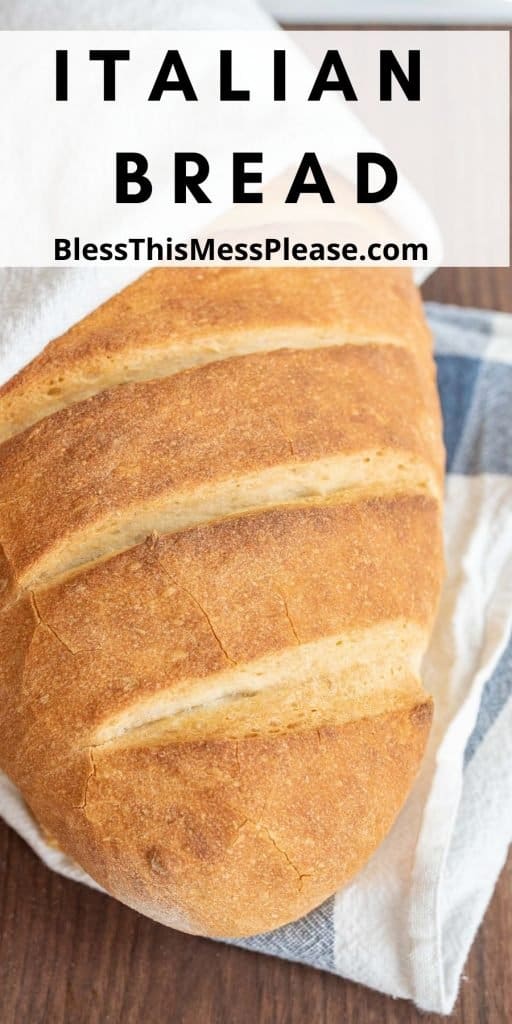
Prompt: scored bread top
<box><xmin>0</xmin><ymin>493</ymin><xmax>440</xmax><ymax>756</ymax></box>
<box><xmin>0</xmin><ymin>266</ymin><xmax>432</xmax><ymax>442</ymax></box>
<box><xmin>0</xmin><ymin>267</ymin><xmax>444</xmax><ymax>937</ymax></box>
<box><xmin>0</xmin><ymin>342</ymin><xmax>441</xmax><ymax>597</ymax></box>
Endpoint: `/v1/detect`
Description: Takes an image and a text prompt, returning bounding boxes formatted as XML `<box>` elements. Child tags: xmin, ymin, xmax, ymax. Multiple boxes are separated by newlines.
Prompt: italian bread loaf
<box><xmin>0</xmin><ymin>267</ymin><xmax>444</xmax><ymax>937</ymax></box>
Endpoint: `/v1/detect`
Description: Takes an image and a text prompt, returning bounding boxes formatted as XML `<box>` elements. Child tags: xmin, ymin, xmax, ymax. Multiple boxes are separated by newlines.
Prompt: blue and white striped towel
<box><xmin>1</xmin><ymin>301</ymin><xmax>511</xmax><ymax>1015</ymax></box>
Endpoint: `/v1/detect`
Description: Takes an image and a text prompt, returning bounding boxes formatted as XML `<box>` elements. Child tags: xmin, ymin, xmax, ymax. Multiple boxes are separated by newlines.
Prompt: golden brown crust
<box><xmin>0</xmin><ymin>496</ymin><xmax>441</xmax><ymax>767</ymax></box>
<box><xmin>25</xmin><ymin>704</ymin><xmax>433</xmax><ymax>937</ymax></box>
<box><xmin>0</xmin><ymin>495</ymin><xmax>442</xmax><ymax>934</ymax></box>
<box><xmin>0</xmin><ymin>267</ymin><xmax>433</xmax><ymax>441</ymax></box>
<box><xmin>0</xmin><ymin>344</ymin><xmax>442</xmax><ymax>594</ymax></box>
<box><xmin>1</xmin><ymin>496</ymin><xmax>441</xmax><ymax>743</ymax></box>
<box><xmin>0</xmin><ymin>267</ymin><xmax>444</xmax><ymax>937</ymax></box>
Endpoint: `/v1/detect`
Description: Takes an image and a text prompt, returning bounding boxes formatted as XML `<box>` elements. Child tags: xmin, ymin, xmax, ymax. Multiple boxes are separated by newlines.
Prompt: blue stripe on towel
<box><xmin>465</xmin><ymin>632</ymin><xmax>512</xmax><ymax>765</ymax></box>
<box><xmin>435</xmin><ymin>355</ymin><xmax>482</xmax><ymax>472</ymax></box>
<box><xmin>234</xmin><ymin>896</ymin><xmax>336</xmax><ymax>970</ymax></box>
<box><xmin>435</xmin><ymin>357</ymin><xmax>512</xmax><ymax>475</ymax></box>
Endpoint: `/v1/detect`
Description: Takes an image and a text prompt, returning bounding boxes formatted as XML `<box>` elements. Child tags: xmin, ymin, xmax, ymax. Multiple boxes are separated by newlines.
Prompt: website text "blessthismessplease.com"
<box><xmin>54</xmin><ymin>235</ymin><xmax>429</xmax><ymax>265</ymax></box>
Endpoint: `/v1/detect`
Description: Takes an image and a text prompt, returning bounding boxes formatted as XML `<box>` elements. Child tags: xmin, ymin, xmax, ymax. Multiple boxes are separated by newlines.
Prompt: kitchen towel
<box><xmin>0</xmin><ymin>298</ymin><xmax>511</xmax><ymax>1015</ymax></box>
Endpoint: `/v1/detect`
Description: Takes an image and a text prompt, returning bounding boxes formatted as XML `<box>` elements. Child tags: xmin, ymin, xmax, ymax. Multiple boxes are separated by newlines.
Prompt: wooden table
<box><xmin>0</xmin><ymin>265</ymin><xmax>510</xmax><ymax>1024</ymax></box>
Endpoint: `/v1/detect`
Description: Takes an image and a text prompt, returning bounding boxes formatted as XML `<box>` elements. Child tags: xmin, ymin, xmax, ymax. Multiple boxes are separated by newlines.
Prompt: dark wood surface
<box><xmin>0</xmin><ymin>266</ymin><xmax>510</xmax><ymax>1024</ymax></box>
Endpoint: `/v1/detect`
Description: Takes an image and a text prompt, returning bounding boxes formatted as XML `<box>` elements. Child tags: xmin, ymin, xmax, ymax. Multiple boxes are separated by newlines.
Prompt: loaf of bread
<box><xmin>0</xmin><ymin>268</ymin><xmax>444</xmax><ymax>937</ymax></box>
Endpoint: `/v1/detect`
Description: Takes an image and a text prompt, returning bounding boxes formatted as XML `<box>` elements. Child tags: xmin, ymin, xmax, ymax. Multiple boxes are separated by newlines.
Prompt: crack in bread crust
<box><xmin>89</xmin><ymin>620</ymin><xmax>427</xmax><ymax>748</ymax></box>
